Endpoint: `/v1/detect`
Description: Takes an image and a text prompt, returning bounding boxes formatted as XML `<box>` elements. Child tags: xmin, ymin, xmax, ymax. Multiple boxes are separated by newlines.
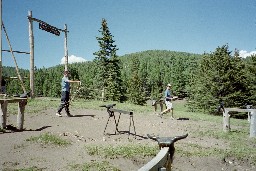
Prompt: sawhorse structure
<box><xmin>152</xmin><ymin>99</ymin><xmax>164</xmax><ymax>113</ymax></box>
<box><xmin>152</xmin><ymin>97</ymin><xmax>178</xmax><ymax>112</ymax></box>
<box><xmin>100</xmin><ymin>104</ymin><xmax>136</xmax><ymax>138</ymax></box>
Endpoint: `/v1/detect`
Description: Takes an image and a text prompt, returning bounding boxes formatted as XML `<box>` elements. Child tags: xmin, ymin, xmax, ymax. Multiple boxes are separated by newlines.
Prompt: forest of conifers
<box><xmin>3</xmin><ymin>45</ymin><xmax>256</xmax><ymax>114</ymax></box>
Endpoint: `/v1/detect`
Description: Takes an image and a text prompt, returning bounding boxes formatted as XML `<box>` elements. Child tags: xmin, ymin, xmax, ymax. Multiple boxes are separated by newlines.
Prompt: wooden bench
<box><xmin>0</xmin><ymin>98</ymin><xmax>27</xmax><ymax>131</ymax></box>
<box><xmin>223</xmin><ymin>108</ymin><xmax>256</xmax><ymax>137</ymax></box>
<box><xmin>100</xmin><ymin>104</ymin><xmax>136</xmax><ymax>138</ymax></box>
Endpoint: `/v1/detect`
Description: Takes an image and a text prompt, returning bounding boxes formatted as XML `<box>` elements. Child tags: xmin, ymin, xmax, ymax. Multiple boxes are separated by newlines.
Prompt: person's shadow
<box><xmin>3</xmin><ymin>125</ymin><xmax>52</xmax><ymax>133</ymax></box>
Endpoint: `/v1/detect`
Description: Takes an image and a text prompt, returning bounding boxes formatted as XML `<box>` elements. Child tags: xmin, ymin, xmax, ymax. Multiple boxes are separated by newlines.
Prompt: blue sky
<box><xmin>2</xmin><ymin>0</ymin><xmax>256</xmax><ymax>69</ymax></box>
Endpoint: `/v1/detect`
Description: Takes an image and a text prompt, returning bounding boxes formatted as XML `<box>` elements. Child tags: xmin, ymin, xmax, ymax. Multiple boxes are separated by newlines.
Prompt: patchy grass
<box><xmin>2</xmin><ymin>166</ymin><xmax>43</xmax><ymax>171</ymax></box>
<box><xmin>26</xmin><ymin>132</ymin><xmax>71</xmax><ymax>147</ymax></box>
<box><xmin>182</xmin><ymin>122</ymin><xmax>256</xmax><ymax>164</ymax></box>
<box><xmin>177</xmin><ymin>143</ymin><xmax>224</xmax><ymax>157</ymax></box>
<box><xmin>85</xmin><ymin>144</ymin><xmax>158</xmax><ymax>159</ymax></box>
<box><xmin>178</xmin><ymin>139</ymin><xmax>256</xmax><ymax>164</ymax></box>
<box><xmin>69</xmin><ymin>161</ymin><xmax>120</xmax><ymax>171</ymax></box>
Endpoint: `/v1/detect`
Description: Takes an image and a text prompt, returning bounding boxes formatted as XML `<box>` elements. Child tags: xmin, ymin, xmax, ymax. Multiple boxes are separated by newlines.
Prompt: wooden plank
<box><xmin>225</xmin><ymin>108</ymin><xmax>256</xmax><ymax>113</ymax></box>
<box><xmin>138</xmin><ymin>147</ymin><xmax>169</xmax><ymax>171</ymax></box>
<box><xmin>0</xmin><ymin>98</ymin><xmax>27</xmax><ymax>103</ymax></box>
<box><xmin>109</xmin><ymin>108</ymin><xmax>133</xmax><ymax>115</ymax></box>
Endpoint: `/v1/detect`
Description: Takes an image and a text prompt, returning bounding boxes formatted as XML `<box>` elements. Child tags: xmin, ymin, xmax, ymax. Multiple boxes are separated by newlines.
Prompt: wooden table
<box><xmin>0</xmin><ymin>98</ymin><xmax>27</xmax><ymax>131</ymax></box>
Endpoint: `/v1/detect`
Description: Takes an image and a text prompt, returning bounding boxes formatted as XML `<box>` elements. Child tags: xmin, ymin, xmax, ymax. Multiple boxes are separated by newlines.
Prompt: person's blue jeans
<box><xmin>57</xmin><ymin>91</ymin><xmax>70</xmax><ymax>114</ymax></box>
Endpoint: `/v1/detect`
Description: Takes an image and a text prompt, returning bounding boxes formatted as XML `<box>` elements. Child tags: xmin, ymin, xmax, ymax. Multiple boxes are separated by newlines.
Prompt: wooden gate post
<box><xmin>28</xmin><ymin>11</ymin><xmax>35</xmax><ymax>98</ymax></box>
<box><xmin>223</xmin><ymin>110</ymin><xmax>230</xmax><ymax>132</ymax></box>
<box><xmin>250</xmin><ymin>111</ymin><xmax>256</xmax><ymax>138</ymax></box>
<box><xmin>17</xmin><ymin>100</ymin><xmax>26</xmax><ymax>130</ymax></box>
<box><xmin>0</xmin><ymin>101</ymin><xmax>7</xmax><ymax>129</ymax></box>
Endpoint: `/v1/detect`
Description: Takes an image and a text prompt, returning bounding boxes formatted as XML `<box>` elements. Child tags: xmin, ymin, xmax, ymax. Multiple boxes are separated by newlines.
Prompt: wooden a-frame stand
<box><xmin>102</xmin><ymin>104</ymin><xmax>136</xmax><ymax>139</ymax></box>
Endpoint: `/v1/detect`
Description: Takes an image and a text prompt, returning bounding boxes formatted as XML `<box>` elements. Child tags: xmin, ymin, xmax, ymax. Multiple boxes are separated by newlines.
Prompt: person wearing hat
<box><xmin>56</xmin><ymin>70</ymin><xmax>81</xmax><ymax>117</ymax></box>
<box><xmin>158</xmin><ymin>83</ymin><xmax>174</xmax><ymax>119</ymax></box>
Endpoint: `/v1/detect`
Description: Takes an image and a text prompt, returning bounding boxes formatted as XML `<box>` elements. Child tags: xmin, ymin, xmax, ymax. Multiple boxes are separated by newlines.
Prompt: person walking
<box><xmin>56</xmin><ymin>70</ymin><xmax>81</xmax><ymax>117</ymax></box>
<box><xmin>158</xmin><ymin>83</ymin><xmax>174</xmax><ymax>119</ymax></box>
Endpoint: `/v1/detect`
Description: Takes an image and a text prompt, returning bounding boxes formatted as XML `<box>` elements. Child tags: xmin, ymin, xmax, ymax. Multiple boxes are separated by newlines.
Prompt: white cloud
<box><xmin>239</xmin><ymin>50</ymin><xmax>256</xmax><ymax>58</ymax></box>
<box><xmin>60</xmin><ymin>55</ymin><xmax>87</xmax><ymax>64</ymax></box>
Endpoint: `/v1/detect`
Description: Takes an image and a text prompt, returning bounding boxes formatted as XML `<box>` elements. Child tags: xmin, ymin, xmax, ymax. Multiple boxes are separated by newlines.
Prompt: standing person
<box><xmin>159</xmin><ymin>83</ymin><xmax>174</xmax><ymax>119</ymax></box>
<box><xmin>56</xmin><ymin>70</ymin><xmax>81</xmax><ymax>117</ymax></box>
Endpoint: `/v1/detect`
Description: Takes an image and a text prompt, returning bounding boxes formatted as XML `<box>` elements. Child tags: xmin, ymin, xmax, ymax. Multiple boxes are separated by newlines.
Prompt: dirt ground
<box><xmin>0</xmin><ymin>102</ymin><xmax>255</xmax><ymax>171</ymax></box>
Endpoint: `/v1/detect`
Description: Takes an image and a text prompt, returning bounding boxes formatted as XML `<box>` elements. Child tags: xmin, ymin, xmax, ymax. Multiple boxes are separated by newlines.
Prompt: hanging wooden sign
<box><xmin>39</xmin><ymin>22</ymin><xmax>60</xmax><ymax>36</ymax></box>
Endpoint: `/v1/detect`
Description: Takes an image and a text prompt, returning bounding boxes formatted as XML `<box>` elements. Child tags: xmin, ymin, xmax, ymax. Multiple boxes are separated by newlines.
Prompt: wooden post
<box><xmin>247</xmin><ymin>105</ymin><xmax>252</xmax><ymax>123</ymax></box>
<box><xmin>248</xmin><ymin>112</ymin><xmax>251</xmax><ymax>122</ymax></box>
<box><xmin>0</xmin><ymin>0</ymin><xmax>2</xmax><ymax>93</ymax></box>
<box><xmin>64</xmin><ymin>24</ymin><xmax>68</xmax><ymax>71</ymax></box>
<box><xmin>159</xmin><ymin>167</ymin><xmax>167</xmax><ymax>171</ymax></box>
<box><xmin>0</xmin><ymin>101</ymin><xmax>7</xmax><ymax>129</ymax></box>
<box><xmin>154</xmin><ymin>101</ymin><xmax>157</xmax><ymax>112</ymax></box>
<box><xmin>250</xmin><ymin>111</ymin><xmax>256</xmax><ymax>138</ymax></box>
<box><xmin>17</xmin><ymin>100</ymin><xmax>26</xmax><ymax>130</ymax></box>
<box><xmin>28</xmin><ymin>11</ymin><xmax>35</xmax><ymax>98</ymax></box>
<box><xmin>160</xmin><ymin>101</ymin><xmax>164</xmax><ymax>112</ymax></box>
<box><xmin>101</xmin><ymin>87</ymin><xmax>105</xmax><ymax>101</ymax></box>
<box><xmin>223</xmin><ymin>110</ymin><xmax>230</xmax><ymax>132</ymax></box>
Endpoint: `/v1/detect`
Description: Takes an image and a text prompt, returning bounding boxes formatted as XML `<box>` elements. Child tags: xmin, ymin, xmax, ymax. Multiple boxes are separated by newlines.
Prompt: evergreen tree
<box><xmin>93</xmin><ymin>18</ymin><xmax>123</xmax><ymax>101</ymax></box>
<box><xmin>227</xmin><ymin>49</ymin><xmax>248</xmax><ymax>106</ymax></box>
<box><xmin>172</xmin><ymin>56</ymin><xmax>186</xmax><ymax>97</ymax></box>
<box><xmin>188</xmin><ymin>45</ymin><xmax>248</xmax><ymax>114</ymax></box>
<box><xmin>106</xmin><ymin>57</ymin><xmax>123</xmax><ymax>101</ymax></box>
<box><xmin>245</xmin><ymin>54</ymin><xmax>256</xmax><ymax>105</ymax></box>
<box><xmin>128</xmin><ymin>56</ymin><xmax>146</xmax><ymax>105</ymax></box>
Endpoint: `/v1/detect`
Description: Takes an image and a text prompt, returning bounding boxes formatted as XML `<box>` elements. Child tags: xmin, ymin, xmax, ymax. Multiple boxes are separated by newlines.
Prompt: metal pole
<box><xmin>28</xmin><ymin>11</ymin><xmax>34</xmax><ymax>98</ymax></box>
<box><xmin>0</xmin><ymin>0</ymin><xmax>2</xmax><ymax>93</ymax></box>
<box><xmin>64</xmin><ymin>24</ymin><xmax>68</xmax><ymax>71</ymax></box>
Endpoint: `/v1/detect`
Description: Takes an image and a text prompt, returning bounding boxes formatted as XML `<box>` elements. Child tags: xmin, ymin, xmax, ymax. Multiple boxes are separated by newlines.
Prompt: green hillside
<box><xmin>2</xmin><ymin>48</ymin><xmax>256</xmax><ymax>114</ymax></box>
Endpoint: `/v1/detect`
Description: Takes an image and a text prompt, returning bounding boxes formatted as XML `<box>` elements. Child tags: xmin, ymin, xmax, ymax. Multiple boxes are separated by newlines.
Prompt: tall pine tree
<box><xmin>93</xmin><ymin>18</ymin><xmax>123</xmax><ymax>101</ymax></box>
